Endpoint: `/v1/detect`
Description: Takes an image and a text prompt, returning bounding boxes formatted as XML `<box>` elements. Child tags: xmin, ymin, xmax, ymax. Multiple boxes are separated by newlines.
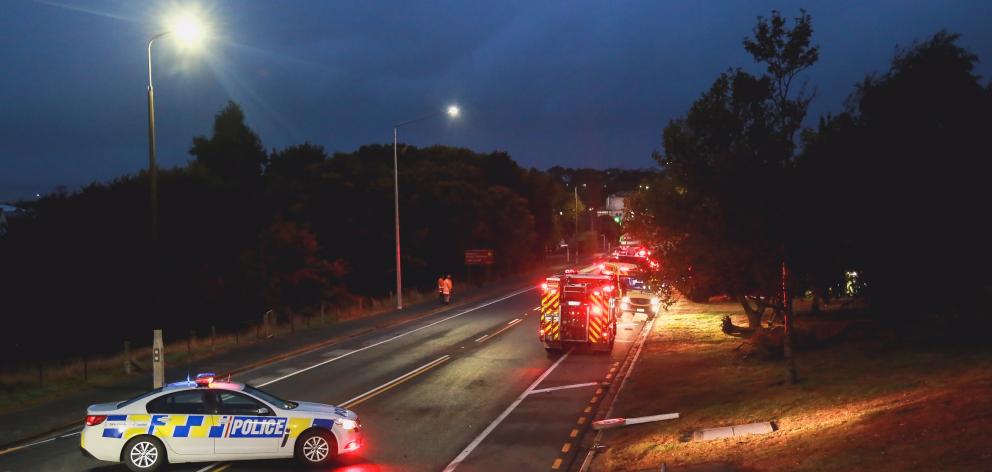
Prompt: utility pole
<box><xmin>574</xmin><ymin>186</ymin><xmax>579</xmax><ymax>236</ymax></box>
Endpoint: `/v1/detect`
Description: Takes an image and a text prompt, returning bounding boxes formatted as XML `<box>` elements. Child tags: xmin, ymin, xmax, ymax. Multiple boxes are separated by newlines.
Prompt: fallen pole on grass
<box><xmin>592</xmin><ymin>412</ymin><xmax>679</xmax><ymax>430</ymax></box>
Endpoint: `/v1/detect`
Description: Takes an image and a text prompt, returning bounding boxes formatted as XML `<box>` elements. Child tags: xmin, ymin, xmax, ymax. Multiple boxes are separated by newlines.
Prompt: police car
<box><xmin>80</xmin><ymin>373</ymin><xmax>362</xmax><ymax>471</ymax></box>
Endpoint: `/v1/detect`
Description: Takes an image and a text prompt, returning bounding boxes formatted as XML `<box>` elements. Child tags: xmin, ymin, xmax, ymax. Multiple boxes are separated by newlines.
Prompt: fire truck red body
<box><xmin>539</xmin><ymin>272</ymin><xmax>620</xmax><ymax>352</ymax></box>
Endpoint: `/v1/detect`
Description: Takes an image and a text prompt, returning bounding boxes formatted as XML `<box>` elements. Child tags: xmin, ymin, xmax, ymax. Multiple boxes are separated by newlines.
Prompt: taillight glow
<box><xmin>541</xmin><ymin>282</ymin><xmax>549</xmax><ymax>291</ymax></box>
<box><xmin>343</xmin><ymin>440</ymin><xmax>361</xmax><ymax>452</ymax></box>
<box><xmin>86</xmin><ymin>415</ymin><xmax>107</xmax><ymax>426</ymax></box>
<box><xmin>602</xmin><ymin>285</ymin><xmax>613</xmax><ymax>293</ymax></box>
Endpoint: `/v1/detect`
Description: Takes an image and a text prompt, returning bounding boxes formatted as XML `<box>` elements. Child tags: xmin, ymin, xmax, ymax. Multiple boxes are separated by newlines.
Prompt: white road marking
<box><xmin>529</xmin><ymin>382</ymin><xmax>599</xmax><ymax>395</ymax></box>
<box><xmin>257</xmin><ymin>286</ymin><xmax>535</xmax><ymax>387</ymax></box>
<box><xmin>338</xmin><ymin>355</ymin><xmax>451</xmax><ymax>408</ymax></box>
<box><xmin>442</xmin><ymin>350</ymin><xmax>572</xmax><ymax>472</ymax></box>
<box><xmin>474</xmin><ymin>335</ymin><xmax>490</xmax><ymax>343</ymax></box>
<box><xmin>0</xmin><ymin>437</ymin><xmax>56</xmax><ymax>456</ymax></box>
<box><xmin>508</xmin><ymin>318</ymin><xmax>521</xmax><ymax>325</ymax></box>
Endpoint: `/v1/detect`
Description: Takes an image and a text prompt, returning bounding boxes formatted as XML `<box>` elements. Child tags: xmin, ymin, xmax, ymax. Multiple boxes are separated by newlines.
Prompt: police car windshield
<box><xmin>117</xmin><ymin>387</ymin><xmax>164</xmax><ymax>408</ymax></box>
<box><xmin>244</xmin><ymin>385</ymin><xmax>297</xmax><ymax>409</ymax></box>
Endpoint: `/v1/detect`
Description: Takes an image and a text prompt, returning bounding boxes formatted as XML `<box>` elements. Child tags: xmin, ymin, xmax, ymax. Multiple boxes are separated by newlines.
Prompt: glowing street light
<box><xmin>167</xmin><ymin>13</ymin><xmax>208</xmax><ymax>49</ymax></box>
<box><xmin>392</xmin><ymin>105</ymin><xmax>461</xmax><ymax>309</ymax></box>
<box><xmin>146</xmin><ymin>10</ymin><xmax>211</xmax><ymax>239</ymax></box>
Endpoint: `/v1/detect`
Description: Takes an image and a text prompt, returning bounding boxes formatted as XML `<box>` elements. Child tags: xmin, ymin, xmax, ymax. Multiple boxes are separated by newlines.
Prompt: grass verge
<box><xmin>592</xmin><ymin>299</ymin><xmax>992</xmax><ymax>471</ymax></box>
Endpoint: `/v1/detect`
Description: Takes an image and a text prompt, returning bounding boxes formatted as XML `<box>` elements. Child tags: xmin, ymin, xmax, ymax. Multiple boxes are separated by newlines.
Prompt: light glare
<box><xmin>447</xmin><ymin>105</ymin><xmax>460</xmax><ymax>118</ymax></box>
<box><xmin>168</xmin><ymin>12</ymin><xmax>207</xmax><ymax>49</ymax></box>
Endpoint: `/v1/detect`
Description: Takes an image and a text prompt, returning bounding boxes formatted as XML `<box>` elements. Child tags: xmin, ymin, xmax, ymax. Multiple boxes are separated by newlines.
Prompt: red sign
<box><xmin>464</xmin><ymin>249</ymin><xmax>495</xmax><ymax>265</ymax></box>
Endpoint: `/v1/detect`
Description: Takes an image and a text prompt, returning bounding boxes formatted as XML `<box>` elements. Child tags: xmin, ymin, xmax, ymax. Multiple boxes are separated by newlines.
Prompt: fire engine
<box><xmin>538</xmin><ymin>272</ymin><xmax>619</xmax><ymax>352</ymax></box>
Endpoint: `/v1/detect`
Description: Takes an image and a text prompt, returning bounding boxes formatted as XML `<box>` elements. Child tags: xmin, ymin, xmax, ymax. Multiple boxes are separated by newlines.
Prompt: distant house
<box><xmin>597</xmin><ymin>192</ymin><xmax>630</xmax><ymax>221</ymax></box>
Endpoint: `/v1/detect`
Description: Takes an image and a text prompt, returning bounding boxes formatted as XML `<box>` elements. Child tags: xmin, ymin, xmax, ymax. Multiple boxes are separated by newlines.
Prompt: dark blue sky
<box><xmin>2</xmin><ymin>1</ymin><xmax>991</xmax><ymax>201</ymax></box>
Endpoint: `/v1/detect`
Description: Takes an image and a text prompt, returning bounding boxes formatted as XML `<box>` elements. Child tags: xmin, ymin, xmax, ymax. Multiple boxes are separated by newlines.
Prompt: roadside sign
<box><xmin>464</xmin><ymin>249</ymin><xmax>495</xmax><ymax>265</ymax></box>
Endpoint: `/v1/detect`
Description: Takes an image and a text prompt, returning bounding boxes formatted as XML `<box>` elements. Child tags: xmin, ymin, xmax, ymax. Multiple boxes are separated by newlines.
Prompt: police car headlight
<box><xmin>336</xmin><ymin>418</ymin><xmax>358</xmax><ymax>430</ymax></box>
<box><xmin>622</xmin><ymin>296</ymin><xmax>631</xmax><ymax>303</ymax></box>
<box><xmin>621</xmin><ymin>302</ymin><xmax>630</xmax><ymax>310</ymax></box>
<box><xmin>651</xmin><ymin>297</ymin><xmax>660</xmax><ymax>305</ymax></box>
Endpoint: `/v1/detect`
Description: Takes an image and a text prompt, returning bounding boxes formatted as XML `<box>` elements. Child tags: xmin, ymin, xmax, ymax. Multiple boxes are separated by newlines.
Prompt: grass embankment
<box><xmin>594</xmin><ymin>299</ymin><xmax>992</xmax><ymax>471</ymax></box>
<box><xmin>0</xmin><ymin>288</ymin><xmax>439</xmax><ymax>416</ymax></box>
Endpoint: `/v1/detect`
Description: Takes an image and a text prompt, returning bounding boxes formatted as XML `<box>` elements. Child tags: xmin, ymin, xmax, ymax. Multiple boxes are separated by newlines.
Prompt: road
<box><xmin>0</xmin><ymin>283</ymin><xmax>647</xmax><ymax>472</ymax></box>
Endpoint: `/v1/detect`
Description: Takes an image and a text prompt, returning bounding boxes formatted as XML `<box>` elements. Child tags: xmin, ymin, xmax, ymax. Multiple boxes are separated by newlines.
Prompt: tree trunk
<box><xmin>737</xmin><ymin>295</ymin><xmax>765</xmax><ymax>332</ymax></box>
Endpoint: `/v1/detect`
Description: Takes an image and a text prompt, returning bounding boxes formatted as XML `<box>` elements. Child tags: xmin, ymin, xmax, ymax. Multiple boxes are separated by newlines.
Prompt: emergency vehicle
<box><xmin>539</xmin><ymin>272</ymin><xmax>619</xmax><ymax>352</ymax></box>
<box><xmin>80</xmin><ymin>373</ymin><xmax>362</xmax><ymax>471</ymax></box>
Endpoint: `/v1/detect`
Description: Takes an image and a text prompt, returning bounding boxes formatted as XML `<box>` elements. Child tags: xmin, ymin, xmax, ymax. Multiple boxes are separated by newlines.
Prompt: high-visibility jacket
<box><xmin>438</xmin><ymin>278</ymin><xmax>445</xmax><ymax>292</ymax></box>
<box><xmin>442</xmin><ymin>278</ymin><xmax>453</xmax><ymax>295</ymax></box>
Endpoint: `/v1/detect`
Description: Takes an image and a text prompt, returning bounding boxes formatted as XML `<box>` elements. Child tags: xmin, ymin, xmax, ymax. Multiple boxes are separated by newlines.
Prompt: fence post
<box><xmin>320</xmin><ymin>303</ymin><xmax>325</xmax><ymax>325</ymax></box>
<box><xmin>235</xmin><ymin>326</ymin><xmax>239</xmax><ymax>345</ymax></box>
<box><xmin>124</xmin><ymin>340</ymin><xmax>132</xmax><ymax>375</ymax></box>
<box><xmin>152</xmin><ymin>329</ymin><xmax>164</xmax><ymax>388</ymax></box>
<box><xmin>290</xmin><ymin>315</ymin><xmax>295</xmax><ymax>334</ymax></box>
<box><xmin>187</xmin><ymin>330</ymin><xmax>193</xmax><ymax>356</ymax></box>
<box><xmin>211</xmin><ymin>326</ymin><xmax>216</xmax><ymax>353</ymax></box>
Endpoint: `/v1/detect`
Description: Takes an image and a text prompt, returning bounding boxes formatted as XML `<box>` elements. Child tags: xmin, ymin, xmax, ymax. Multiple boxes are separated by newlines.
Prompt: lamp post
<box><xmin>146</xmin><ymin>13</ymin><xmax>207</xmax><ymax>240</ymax></box>
<box><xmin>392</xmin><ymin>105</ymin><xmax>460</xmax><ymax>310</ymax></box>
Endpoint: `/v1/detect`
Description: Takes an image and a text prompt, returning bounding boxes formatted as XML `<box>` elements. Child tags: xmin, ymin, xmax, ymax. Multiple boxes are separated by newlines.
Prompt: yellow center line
<box><xmin>340</xmin><ymin>355</ymin><xmax>450</xmax><ymax>409</ymax></box>
<box><xmin>570</xmin><ymin>428</ymin><xmax>579</xmax><ymax>438</ymax></box>
<box><xmin>476</xmin><ymin>318</ymin><xmax>523</xmax><ymax>344</ymax></box>
<box><xmin>577</xmin><ymin>417</ymin><xmax>587</xmax><ymax>425</ymax></box>
<box><xmin>561</xmin><ymin>443</ymin><xmax>572</xmax><ymax>453</ymax></box>
<box><xmin>552</xmin><ymin>458</ymin><xmax>563</xmax><ymax>469</ymax></box>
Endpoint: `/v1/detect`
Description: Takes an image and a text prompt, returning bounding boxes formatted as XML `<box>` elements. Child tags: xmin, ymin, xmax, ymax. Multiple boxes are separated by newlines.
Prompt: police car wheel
<box><xmin>296</xmin><ymin>429</ymin><xmax>337</xmax><ymax>466</ymax></box>
<box><xmin>123</xmin><ymin>436</ymin><xmax>165</xmax><ymax>472</ymax></box>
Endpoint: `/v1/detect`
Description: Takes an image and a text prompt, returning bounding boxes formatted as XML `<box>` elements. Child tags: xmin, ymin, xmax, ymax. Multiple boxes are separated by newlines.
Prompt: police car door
<box><xmin>212</xmin><ymin>390</ymin><xmax>285</xmax><ymax>454</ymax></box>
<box><xmin>144</xmin><ymin>390</ymin><xmax>215</xmax><ymax>456</ymax></box>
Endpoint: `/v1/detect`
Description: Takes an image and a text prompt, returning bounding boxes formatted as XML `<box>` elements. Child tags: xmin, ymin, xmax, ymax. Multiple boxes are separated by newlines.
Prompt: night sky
<box><xmin>2</xmin><ymin>1</ymin><xmax>991</xmax><ymax>201</ymax></box>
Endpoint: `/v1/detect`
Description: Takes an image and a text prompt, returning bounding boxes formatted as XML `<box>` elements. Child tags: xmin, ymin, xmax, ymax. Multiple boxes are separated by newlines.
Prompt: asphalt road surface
<box><xmin>0</xmin><ymin>284</ymin><xmax>647</xmax><ymax>472</ymax></box>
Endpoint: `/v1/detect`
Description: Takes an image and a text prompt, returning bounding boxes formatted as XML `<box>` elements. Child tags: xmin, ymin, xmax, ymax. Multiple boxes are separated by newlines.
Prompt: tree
<box><xmin>801</xmin><ymin>31</ymin><xmax>992</xmax><ymax>328</ymax></box>
<box><xmin>189</xmin><ymin>101</ymin><xmax>267</xmax><ymax>184</ymax></box>
<box><xmin>639</xmin><ymin>10</ymin><xmax>819</xmax><ymax>331</ymax></box>
<box><xmin>244</xmin><ymin>220</ymin><xmax>347</xmax><ymax>313</ymax></box>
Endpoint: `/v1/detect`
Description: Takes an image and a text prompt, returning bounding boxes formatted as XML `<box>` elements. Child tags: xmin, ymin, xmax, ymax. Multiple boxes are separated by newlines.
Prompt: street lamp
<box><xmin>147</xmin><ymin>11</ymin><xmax>208</xmax><ymax>239</ymax></box>
<box><xmin>392</xmin><ymin>105</ymin><xmax>460</xmax><ymax>309</ymax></box>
